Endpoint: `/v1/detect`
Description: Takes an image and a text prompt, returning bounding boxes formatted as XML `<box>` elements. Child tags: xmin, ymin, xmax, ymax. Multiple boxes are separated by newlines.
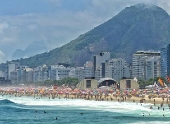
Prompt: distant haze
<box><xmin>0</xmin><ymin>0</ymin><xmax>170</xmax><ymax>63</ymax></box>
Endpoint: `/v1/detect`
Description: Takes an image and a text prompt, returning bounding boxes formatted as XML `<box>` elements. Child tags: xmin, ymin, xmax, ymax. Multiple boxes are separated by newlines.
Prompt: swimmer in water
<box><xmin>150</xmin><ymin>106</ymin><xmax>153</xmax><ymax>109</ymax></box>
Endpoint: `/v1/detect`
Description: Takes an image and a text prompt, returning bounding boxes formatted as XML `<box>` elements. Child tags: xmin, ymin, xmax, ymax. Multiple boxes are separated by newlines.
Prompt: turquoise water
<box><xmin>0</xmin><ymin>95</ymin><xmax>170</xmax><ymax>124</ymax></box>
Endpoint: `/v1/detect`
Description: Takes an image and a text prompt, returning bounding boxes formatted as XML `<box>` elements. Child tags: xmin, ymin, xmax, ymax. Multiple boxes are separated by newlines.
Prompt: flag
<box><xmin>166</xmin><ymin>76</ymin><xmax>170</xmax><ymax>82</ymax></box>
<box><xmin>134</xmin><ymin>77</ymin><xmax>138</xmax><ymax>82</ymax></box>
<box><xmin>158</xmin><ymin>78</ymin><xmax>164</xmax><ymax>87</ymax></box>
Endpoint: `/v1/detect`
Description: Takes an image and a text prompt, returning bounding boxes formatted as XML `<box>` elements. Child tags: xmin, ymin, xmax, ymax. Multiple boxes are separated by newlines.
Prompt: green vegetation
<box><xmin>22</xmin><ymin>77</ymin><xmax>79</xmax><ymax>87</ymax></box>
<box><xmin>138</xmin><ymin>77</ymin><xmax>167</xmax><ymax>88</ymax></box>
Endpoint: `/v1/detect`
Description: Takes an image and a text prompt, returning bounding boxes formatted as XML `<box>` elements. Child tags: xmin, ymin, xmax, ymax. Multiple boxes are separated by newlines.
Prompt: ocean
<box><xmin>0</xmin><ymin>95</ymin><xmax>170</xmax><ymax>124</ymax></box>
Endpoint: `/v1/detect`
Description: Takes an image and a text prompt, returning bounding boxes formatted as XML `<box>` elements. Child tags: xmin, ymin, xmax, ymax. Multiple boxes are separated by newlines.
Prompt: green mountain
<box><xmin>13</xmin><ymin>4</ymin><xmax>170</xmax><ymax>67</ymax></box>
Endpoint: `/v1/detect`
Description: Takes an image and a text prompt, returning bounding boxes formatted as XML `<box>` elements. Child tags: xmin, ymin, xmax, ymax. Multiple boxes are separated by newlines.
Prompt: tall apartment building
<box><xmin>48</xmin><ymin>65</ymin><xmax>73</xmax><ymax>80</ymax></box>
<box><xmin>0</xmin><ymin>70</ymin><xmax>5</xmax><ymax>78</ymax></box>
<box><xmin>10</xmin><ymin>70</ymin><xmax>17</xmax><ymax>83</ymax></box>
<box><xmin>10</xmin><ymin>66</ymin><xmax>32</xmax><ymax>83</ymax></box>
<box><xmin>105</xmin><ymin>58</ymin><xmax>130</xmax><ymax>81</ymax></box>
<box><xmin>167</xmin><ymin>44</ymin><xmax>170</xmax><ymax>76</ymax></box>
<box><xmin>160</xmin><ymin>48</ymin><xmax>167</xmax><ymax>77</ymax></box>
<box><xmin>26</xmin><ymin>68</ymin><xmax>34</xmax><ymax>82</ymax></box>
<box><xmin>132</xmin><ymin>50</ymin><xmax>160</xmax><ymax>80</ymax></box>
<box><xmin>145</xmin><ymin>56</ymin><xmax>161</xmax><ymax>80</ymax></box>
<box><xmin>34</xmin><ymin>65</ymin><xmax>48</xmax><ymax>82</ymax></box>
<box><xmin>6</xmin><ymin>61</ymin><xmax>20</xmax><ymax>80</ymax></box>
<box><xmin>83</xmin><ymin>61</ymin><xmax>93</xmax><ymax>78</ymax></box>
<box><xmin>93</xmin><ymin>52</ymin><xmax>110</xmax><ymax>79</ymax></box>
<box><xmin>18</xmin><ymin>67</ymin><xmax>26</xmax><ymax>83</ymax></box>
<box><xmin>74</xmin><ymin>61</ymin><xmax>94</xmax><ymax>81</ymax></box>
<box><xmin>75</xmin><ymin>67</ymin><xmax>84</xmax><ymax>81</ymax></box>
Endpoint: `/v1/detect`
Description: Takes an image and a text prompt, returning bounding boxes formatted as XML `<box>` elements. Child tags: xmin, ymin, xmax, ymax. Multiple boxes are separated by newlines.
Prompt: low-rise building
<box><xmin>119</xmin><ymin>78</ymin><xmax>139</xmax><ymax>90</ymax></box>
<box><xmin>76</xmin><ymin>78</ymin><xmax>98</xmax><ymax>90</ymax></box>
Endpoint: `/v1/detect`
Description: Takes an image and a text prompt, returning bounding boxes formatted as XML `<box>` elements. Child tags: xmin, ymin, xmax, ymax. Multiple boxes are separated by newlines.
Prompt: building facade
<box><xmin>105</xmin><ymin>58</ymin><xmax>130</xmax><ymax>82</ymax></box>
<box><xmin>49</xmin><ymin>65</ymin><xmax>73</xmax><ymax>80</ymax></box>
<box><xmin>132</xmin><ymin>50</ymin><xmax>160</xmax><ymax>80</ymax></box>
<box><xmin>167</xmin><ymin>45</ymin><xmax>170</xmax><ymax>76</ymax></box>
<box><xmin>7</xmin><ymin>61</ymin><xmax>20</xmax><ymax>80</ymax></box>
<box><xmin>119</xmin><ymin>79</ymin><xmax>139</xmax><ymax>90</ymax></box>
<box><xmin>160</xmin><ymin>48</ymin><xmax>167</xmax><ymax>77</ymax></box>
<box><xmin>93</xmin><ymin>52</ymin><xmax>110</xmax><ymax>79</ymax></box>
<box><xmin>145</xmin><ymin>56</ymin><xmax>161</xmax><ymax>80</ymax></box>
<box><xmin>34</xmin><ymin>65</ymin><xmax>49</xmax><ymax>82</ymax></box>
<box><xmin>75</xmin><ymin>67</ymin><xmax>84</xmax><ymax>81</ymax></box>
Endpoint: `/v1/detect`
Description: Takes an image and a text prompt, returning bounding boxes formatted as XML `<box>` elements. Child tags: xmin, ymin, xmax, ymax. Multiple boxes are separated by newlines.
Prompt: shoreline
<box><xmin>0</xmin><ymin>91</ymin><xmax>169</xmax><ymax>108</ymax></box>
<box><xmin>1</xmin><ymin>85</ymin><xmax>170</xmax><ymax>109</ymax></box>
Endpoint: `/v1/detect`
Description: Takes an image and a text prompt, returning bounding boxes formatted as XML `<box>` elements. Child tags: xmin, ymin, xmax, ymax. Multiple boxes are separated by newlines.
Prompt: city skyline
<box><xmin>1</xmin><ymin>48</ymin><xmax>168</xmax><ymax>84</ymax></box>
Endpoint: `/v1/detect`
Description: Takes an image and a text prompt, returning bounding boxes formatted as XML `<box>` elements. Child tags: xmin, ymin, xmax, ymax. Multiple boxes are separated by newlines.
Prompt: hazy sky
<box><xmin>0</xmin><ymin>0</ymin><xmax>170</xmax><ymax>63</ymax></box>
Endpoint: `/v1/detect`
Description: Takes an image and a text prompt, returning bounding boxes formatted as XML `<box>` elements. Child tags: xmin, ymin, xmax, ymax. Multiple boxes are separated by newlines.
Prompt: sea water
<box><xmin>0</xmin><ymin>95</ymin><xmax>170</xmax><ymax>124</ymax></box>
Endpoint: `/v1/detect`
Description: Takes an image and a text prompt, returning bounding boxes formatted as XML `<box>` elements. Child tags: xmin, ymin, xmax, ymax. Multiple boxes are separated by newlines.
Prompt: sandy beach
<box><xmin>0</xmin><ymin>85</ymin><xmax>170</xmax><ymax>109</ymax></box>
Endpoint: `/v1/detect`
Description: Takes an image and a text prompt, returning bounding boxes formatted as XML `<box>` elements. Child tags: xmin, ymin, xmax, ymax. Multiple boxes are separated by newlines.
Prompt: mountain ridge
<box><xmin>11</xmin><ymin>4</ymin><xmax>170</xmax><ymax>67</ymax></box>
<box><xmin>12</xmin><ymin>41</ymin><xmax>48</xmax><ymax>60</ymax></box>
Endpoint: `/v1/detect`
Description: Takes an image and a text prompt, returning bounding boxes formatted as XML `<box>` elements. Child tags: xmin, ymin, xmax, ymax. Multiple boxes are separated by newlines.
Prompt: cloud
<box><xmin>0</xmin><ymin>50</ymin><xmax>7</xmax><ymax>63</ymax></box>
<box><xmin>0</xmin><ymin>20</ymin><xmax>9</xmax><ymax>34</ymax></box>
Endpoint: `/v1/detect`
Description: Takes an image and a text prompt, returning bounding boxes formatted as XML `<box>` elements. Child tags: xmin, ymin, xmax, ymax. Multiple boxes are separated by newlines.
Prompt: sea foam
<box><xmin>1</xmin><ymin>95</ymin><xmax>170</xmax><ymax>117</ymax></box>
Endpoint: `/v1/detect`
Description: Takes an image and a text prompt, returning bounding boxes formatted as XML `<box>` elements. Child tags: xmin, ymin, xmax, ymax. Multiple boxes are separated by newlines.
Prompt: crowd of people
<box><xmin>0</xmin><ymin>85</ymin><xmax>170</xmax><ymax>105</ymax></box>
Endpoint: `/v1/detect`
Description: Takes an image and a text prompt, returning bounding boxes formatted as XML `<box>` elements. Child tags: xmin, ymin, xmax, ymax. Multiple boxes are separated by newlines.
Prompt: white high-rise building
<box><xmin>94</xmin><ymin>66</ymin><xmax>102</xmax><ymax>80</ymax></box>
<box><xmin>75</xmin><ymin>61</ymin><xmax>94</xmax><ymax>81</ymax></box>
<box><xmin>8</xmin><ymin>65</ymin><xmax>33</xmax><ymax>83</ymax></box>
<box><xmin>132</xmin><ymin>50</ymin><xmax>160</xmax><ymax>80</ymax></box>
<box><xmin>93</xmin><ymin>52</ymin><xmax>110</xmax><ymax>79</ymax></box>
<box><xmin>7</xmin><ymin>61</ymin><xmax>20</xmax><ymax>80</ymax></box>
<box><xmin>0</xmin><ymin>70</ymin><xmax>5</xmax><ymax>77</ymax></box>
<box><xmin>33</xmin><ymin>65</ymin><xmax>48</xmax><ymax>82</ymax></box>
<box><xmin>145</xmin><ymin>56</ymin><xmax>161</xmax><ymax>80</ymax></box>
<box><xmin>75</xmin><ymin>67</ymin><xmax>84</xmax><ymax>81</ymax></box>
<box><xmin>49</xmin><ymin>65</ymin><xmax>73</xmax><ymax>80</ymax></box>
<box><xmin>10</xmin><ymin>70</ymin><xmax>17</xmax><ymax>83</ymax></box>
<box><xmin>83</xmin><ymin>61</ymin><xmax>93</xmax><ymax>78</ymax></box>
<box><xmin>105</xmin><ymin>58</ymin><xmax>130</xmax><ymax>82</ymax></box>
<box><xmin>26</xmin><ymin>68</ymin><xmax>34</xmax><ymax>82</ymax></box>
<box><xmin>160</xmin><ymin>48</ymin><xmax>167</xmax><ymax>77</ymax></box>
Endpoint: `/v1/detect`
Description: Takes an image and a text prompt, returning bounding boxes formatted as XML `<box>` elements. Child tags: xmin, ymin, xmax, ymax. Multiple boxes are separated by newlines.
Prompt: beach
<box><xmin>0</xmin><ymin>85</ymin><xmax>170</xmax><ymax>108</ymax></box>
<box><xmin>1</xmin><ymin>85</ymin><xmax>170</xmax><ymax>124</ymax></box>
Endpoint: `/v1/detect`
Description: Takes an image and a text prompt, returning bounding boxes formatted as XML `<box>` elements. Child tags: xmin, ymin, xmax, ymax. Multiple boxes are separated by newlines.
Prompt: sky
<box><xmin>0</xmin><ymin>0</ymin><xmax>170</xmax><ymax>63</ymax></box>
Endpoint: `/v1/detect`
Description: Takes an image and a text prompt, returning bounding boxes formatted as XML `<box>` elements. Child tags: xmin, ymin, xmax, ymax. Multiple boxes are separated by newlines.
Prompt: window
<box><xmin>86</xmin><ymin>80</ymin><xmax>91</xmax><ymax>88</ymax></box>
<box><xmin>126</xmin><ymin>80</ymin><xmax>131</xmax><ymax>88</ymax></box>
